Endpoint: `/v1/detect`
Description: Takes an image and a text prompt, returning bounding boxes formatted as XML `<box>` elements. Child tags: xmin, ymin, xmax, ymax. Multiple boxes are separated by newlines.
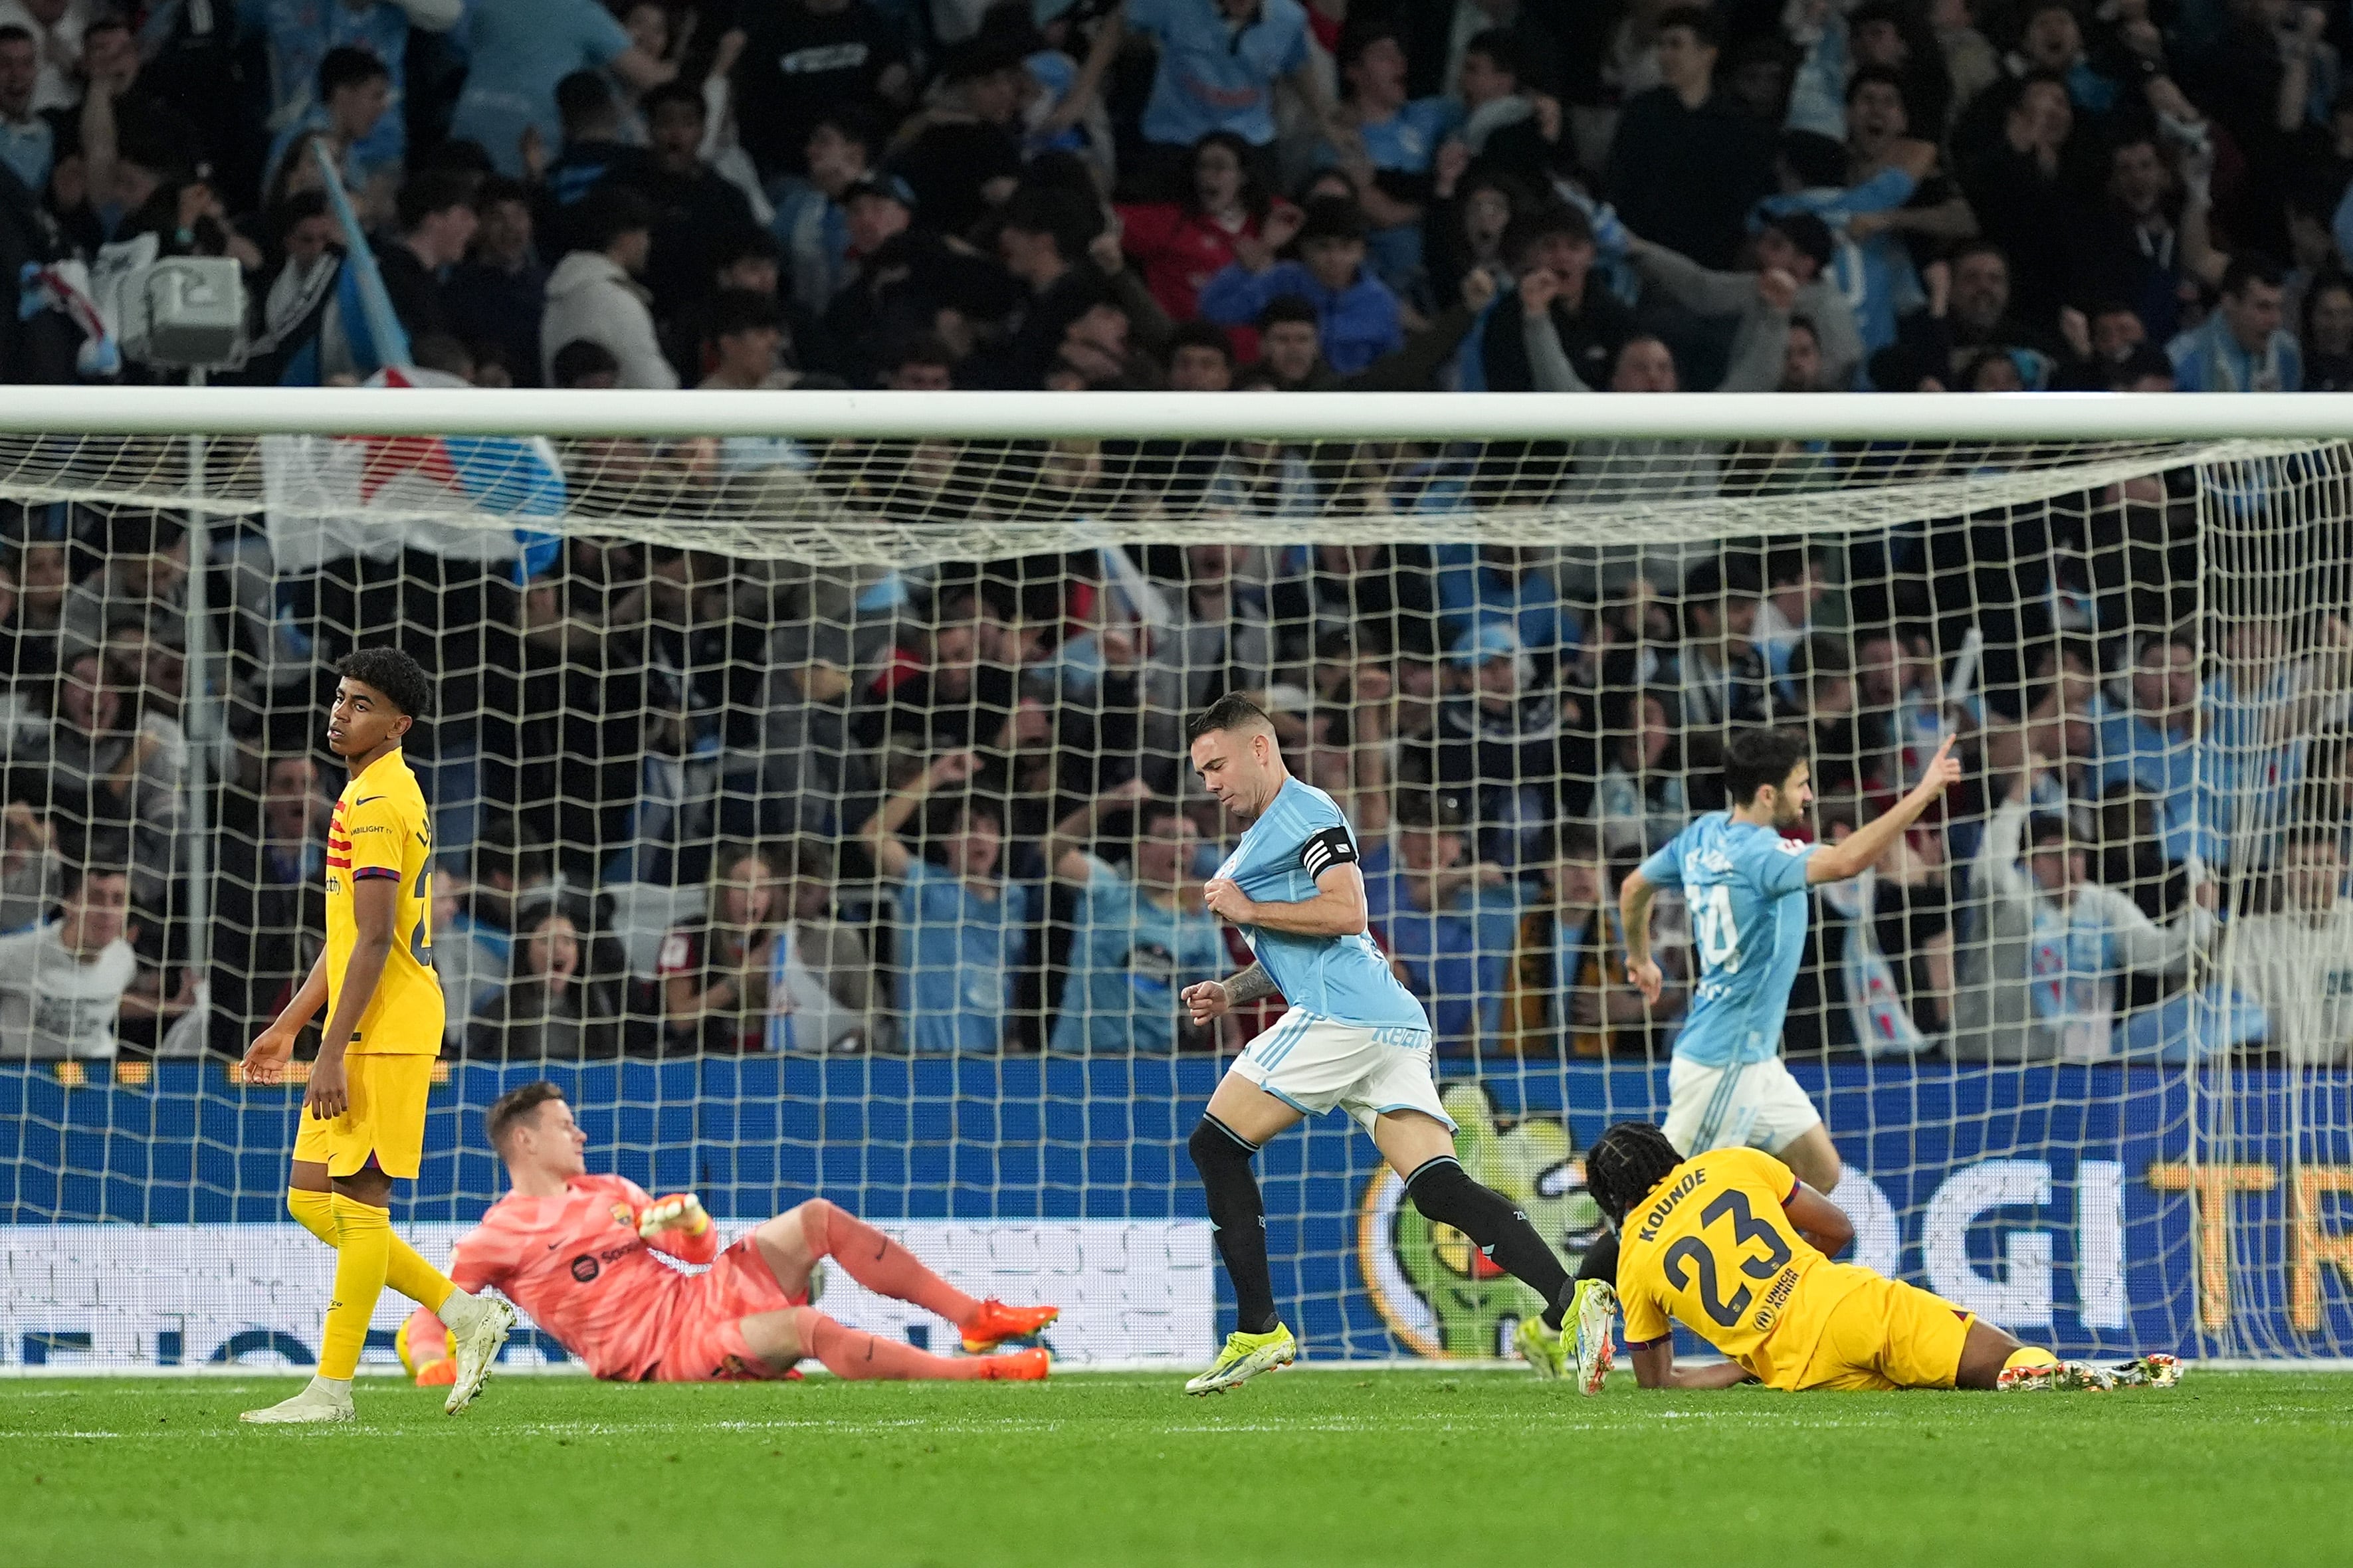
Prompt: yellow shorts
<box><xmin>1791</xmin><ymin>1272</ymin><xmax>1974</xmax><ymax>1392</ymax></box>
<box><xmin>292</xmin><ymin>1053</ymin><xmax>435</xmax><ymax>1179</ymax></box>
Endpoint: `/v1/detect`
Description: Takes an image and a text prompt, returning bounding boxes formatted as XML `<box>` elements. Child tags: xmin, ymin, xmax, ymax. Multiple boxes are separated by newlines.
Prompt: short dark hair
<box><xmin>1586</xmin><ymin>1122</ymin><xmax>1686</xmax><ymax>1226</ymax></box>
<box><xmin>318</xmin><ymin>45</ymin><xmax>390</xmax><ymax>100</ymax></box>
<box><xmin>555</xmin><ymin>68</ymin><xmax>619</xmax><ymax>128</ymax></box>
<box><xmin>0</xmin><ymin>24</ymin><xmax>35</xmax><ymax>48</ymax></box>
<box><xmin>573</xmin><ymin>185</ymin><xmax>655</xmax><ymax>253</ymax></box>
<box><xmin>397</xmin><ymin>168</ymin><xmax>478</xmax><ymax>235</ymax></box>
<box><xmin>707</xmin><ymin>288</ymin><xmax>784</xmax><ymax>341</ymax></box>
<box><xmin>1187</xmin><ymin>694</ymin><xmax>1276</xmax><ymax>743</ymax></box>
<box><xmin>1298</xmin><ymin>195</ymin><xmax>1368</xmax><ymax>245</ymax></box>
<box><xmin>641</xmin><ymin>80</ymin><xmax>706</xmax><ymax>122</ymax></box>
<box><xmin>1655</xmin><ymin>5</ymin><xmax>1721</xmax><ymax>47</ymax></box>
<box><xmin>1001</xmin><ymin>185</ymin><xmax>1100</xmax><ymax>261</ymax></box>
<box><xmin>886</xmin><ymin>333</ymin><xmax>957</xmax><ymax>375</ymax></box>
<box><xmin>2221</xmin><ymin>252</ymin><xmax>2286</xmax><ymax>298</ymax></box>
<box><xmin>1766</xmin><ymin>211</ymin><xmax>1835</xmax><ymax>271</ymax></box>
<box><xmin>336</xmin><ymin>645</ymin><xmax>433</xmax><ymax>721</ymax></box>
<box><xmin>710</xmin><ymin>223</ymin><xmax>783</xmax><ymax>272</ymax></box>
<box><xmin>2029</xmin><ymin>812</ymin><xmax>2074</xmax><ymax>849</ymax></box>
<box><xmin>1843</xmin><ymin>62</ymin><xmax>1909</xmax><ymax>110</ymax></box>
<box><xmin>474</xmin><ymin>173</ymin><xmax>530</xmax><ymax>213</ymax></box>
<box><xmin>1501</xmin><ymin>203</ymin><xmax>1593</xmax><ymax>268</ymax></box>
<box><xmin>1463</xmin><ymin>27</ymin><xmax>1524</xmax><ymax>78</ymax></box>
<box><xmin>486</xmin><ymin>1080</ymin><xmax>566</xmax><ymax>1152</ymax></box>
<box><xmin>551</xmin><ymin>337</ymin><xmax>621</xmax><ymax>387</ymax></box>
<box><xmin>1722</xmin><ymin>726</ymin><xmax>1810</xmax><ymax>806</ymax></box>
<box><xmin>1166</xmin><ymin>320</ymin><xmax>1235</xmax><ymax>365</ymax></box>
<box><xmin>1258</xmin><ymin>293</ymin><xmax>1319</xmax><ymax>332</ymax></box>
<box><xmin>60</xmin><ymin>860</ymin><xmax>129</xmax><ymax>902</ymax></box>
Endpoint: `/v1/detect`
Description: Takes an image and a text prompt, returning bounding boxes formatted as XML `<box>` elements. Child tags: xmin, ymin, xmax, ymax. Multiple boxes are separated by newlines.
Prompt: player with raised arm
<box><xmin>1558</xmin><ymin>725</ymin><xmax>1962</xmax><ymax>1395</ymax></box>
<box><xmin>1583</xmin><ymin>1120</ymin><xmax>2179</xmax><ymax>1393</ymax></box>
<box><xmin>1178</xmin><ymin>695</ymin><xmax>1583</xmax><ymax>1393</ymax></box>
<box><xmin>239</xmin><ymin>648</ymin><xmax>517</xmax><ymax>1424</ymax></box>
<box><xmin>396</xmin><ymin>1082</ymin><xmax>1059</xmax><ymax>1385</ymax></box>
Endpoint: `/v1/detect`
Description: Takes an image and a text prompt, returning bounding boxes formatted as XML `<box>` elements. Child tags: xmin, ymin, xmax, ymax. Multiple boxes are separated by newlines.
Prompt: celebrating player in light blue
<box><xmin>1560</xmin><ymin>725</ymin><xmax>1961</xmax><ymax>1393</ymax></box>
<box><xmin>1178</xmin><ymin>695</ymin><xmax>1581</xmax><ymax>1393</ymax></box>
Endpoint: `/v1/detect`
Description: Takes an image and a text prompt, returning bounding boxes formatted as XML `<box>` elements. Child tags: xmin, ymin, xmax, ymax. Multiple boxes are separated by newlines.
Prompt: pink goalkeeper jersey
<box><xmin>450</xmin><ymin>1173</ymin><xmax>720</xmax><ymax>1381</ymax></box>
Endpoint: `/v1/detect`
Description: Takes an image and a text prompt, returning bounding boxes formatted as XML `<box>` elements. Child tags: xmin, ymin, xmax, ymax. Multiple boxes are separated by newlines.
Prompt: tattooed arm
<box><xmin>1181</xmin><ymin>961</ymin><xmax>1278</xmax><ymax>1025</ymax></box>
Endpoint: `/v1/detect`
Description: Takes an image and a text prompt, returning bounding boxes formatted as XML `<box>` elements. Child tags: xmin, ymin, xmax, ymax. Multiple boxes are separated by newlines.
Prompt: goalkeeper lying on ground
<box><xmin>1568</xmin><ymin>1122</ymin><xmax>2180</xmax><ymax>1394</ymax></box>
<box><xmin>398</xmin><ymin>1082</ymin><xmax>1056</xmax><ymax>1385</ymax></box>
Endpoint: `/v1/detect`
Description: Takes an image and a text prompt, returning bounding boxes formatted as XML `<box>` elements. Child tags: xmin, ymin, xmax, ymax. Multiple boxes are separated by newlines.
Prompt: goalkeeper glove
<box><xmin>637</xmin><ymin>1192</ymin><xmax>710</xmax><ymax>1240</ymax></box>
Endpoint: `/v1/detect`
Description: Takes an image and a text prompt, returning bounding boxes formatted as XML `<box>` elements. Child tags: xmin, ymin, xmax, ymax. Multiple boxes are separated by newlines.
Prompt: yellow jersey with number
<box><xmin>1615</xmin><ymin>1145</ymin><xmax>1871</xmax><ymax>1390</ymax></box>
<box><xmin>325</xmin><ymin>748</ymin><xmax>443</xmax><ymax>1054</ymax></box>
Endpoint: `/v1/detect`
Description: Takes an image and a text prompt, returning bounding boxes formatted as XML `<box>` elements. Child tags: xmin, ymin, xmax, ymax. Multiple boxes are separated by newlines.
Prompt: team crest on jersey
<box><xmin>1358</xmin><ymin>1084</ymin><xmax>1605</xmax><ymax>1359</ymax></box>
<box><xmin>611</xmin><ymin>1202</ymin><xmax>634</xmax><ymax>1228</ymax></box>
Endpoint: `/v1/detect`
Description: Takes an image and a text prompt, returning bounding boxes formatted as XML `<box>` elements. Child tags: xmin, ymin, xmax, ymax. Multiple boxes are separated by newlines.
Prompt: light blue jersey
<box><xmin>894</xmin><ymin>860</ymin><xmax>1031</xmax><ymax>1054</ymax></box>
<box><xmin>1639</xmin><ymin>813</ymin><xmax>1820</xmax><ymax>1068</ymax></box>
<box><xmin>1051</xmin><ymin>856</ymin><xmax>1228</xmax><ymax>1054</ymax></box>
<box><xmin>1216</xmin><ymin>777</ymin><xmax>1426</xmax><ymax>1030</ymax></box>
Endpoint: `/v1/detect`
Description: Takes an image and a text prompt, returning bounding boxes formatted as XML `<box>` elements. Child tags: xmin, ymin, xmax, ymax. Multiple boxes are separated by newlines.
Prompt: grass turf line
<box><xmin>1</xmin><ymin>1371</ymin><xmax>2347</xmax><ymax>1567</ymax></box>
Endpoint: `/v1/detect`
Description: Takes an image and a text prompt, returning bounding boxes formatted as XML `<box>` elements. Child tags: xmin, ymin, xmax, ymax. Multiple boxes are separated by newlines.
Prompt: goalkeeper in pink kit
<box><xmin>398</xmin><ymin>1082</ymin><xmax>1055</xmax><ymax>1384</ymax></box>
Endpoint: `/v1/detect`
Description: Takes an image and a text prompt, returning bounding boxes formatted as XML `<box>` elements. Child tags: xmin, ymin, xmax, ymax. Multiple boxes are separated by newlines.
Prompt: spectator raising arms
<box><xmin>859</xmin><ymin>749</ymin><xmax>1029</xmax><ymax>1054</ymax></box>
<box><xmin>1045</xmin><ymin>781</ymin><xmax>1227</xmax><ymax>1054</ymax></box>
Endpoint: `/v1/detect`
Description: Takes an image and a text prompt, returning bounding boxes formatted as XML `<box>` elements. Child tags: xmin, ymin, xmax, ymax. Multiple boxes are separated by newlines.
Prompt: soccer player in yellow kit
<box><xmin>1580</xmin><ymin>1122</ymin><xmax>2180</xmax><ymax>1394</ymax></box>
<box><xmin>239</xmin><ymin>648</ymin><xmax>515</xmax><ymax>1424</ymax></box>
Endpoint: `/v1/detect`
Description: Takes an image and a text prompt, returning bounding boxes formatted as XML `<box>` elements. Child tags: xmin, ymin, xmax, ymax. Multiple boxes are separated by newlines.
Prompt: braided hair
<box><xmin>1586</xmin><ymin>1122</ymin><xmax>1686</xmax><ymax>1226</ymax></box>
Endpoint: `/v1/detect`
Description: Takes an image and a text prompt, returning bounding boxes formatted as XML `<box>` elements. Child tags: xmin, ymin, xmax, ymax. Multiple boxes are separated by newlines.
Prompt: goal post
<box><xmin>0</xmin><ymin>391</ymin><xmax>2348</xmax><ymax>1371</ymax></box>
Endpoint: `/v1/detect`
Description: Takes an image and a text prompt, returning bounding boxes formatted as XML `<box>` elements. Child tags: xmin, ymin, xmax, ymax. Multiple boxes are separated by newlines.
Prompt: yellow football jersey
<box><xmin>324</xmin><ymin>748</ymin><xmax>444</xmax><ymax>1054</ymax></box>
<box><xmin>1615</xmin><ymin>1145</ymin><xmax>1870</xmax><ymax>1389</ymax></box>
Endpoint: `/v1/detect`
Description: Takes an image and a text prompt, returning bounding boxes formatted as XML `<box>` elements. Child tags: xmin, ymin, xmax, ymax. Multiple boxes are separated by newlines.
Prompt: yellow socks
<box><xmin>318</xmin><ymin>1193</ymin><xmax>393</xmax><ymax>1381</ymax></box>
<box><xmin>287</xmin><ymin>1187</ymin><xmax>456</xmax><ymax>1313</ymax></box>
<box><xmin>287</xmin><ymin>1187</ymin><xmax>336</xmax><ymax>1246</ymax></box>
<box><xmin>385</xmin><ymin>1236</ymin><xmax>457</xmax><ymax>1316</ymax></box>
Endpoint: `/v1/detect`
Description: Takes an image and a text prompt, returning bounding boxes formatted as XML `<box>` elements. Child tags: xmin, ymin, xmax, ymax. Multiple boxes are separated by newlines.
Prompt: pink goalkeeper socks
<box><xmin>799</xmin><ymin>1199</ymin><xmax>982</xmax><ymax>1327</ymax></box>
<box><xmin>791</xmin><ymin>1307</ymin><xmax>995</xmax><ymax>1381</ymax></box>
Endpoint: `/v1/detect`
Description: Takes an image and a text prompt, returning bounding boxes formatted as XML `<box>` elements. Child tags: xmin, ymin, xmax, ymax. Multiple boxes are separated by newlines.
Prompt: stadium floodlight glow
<box><xmin>3</xmin><ymin>387</ymin><xmax>2353</xmax><ymax>441</ymax></box>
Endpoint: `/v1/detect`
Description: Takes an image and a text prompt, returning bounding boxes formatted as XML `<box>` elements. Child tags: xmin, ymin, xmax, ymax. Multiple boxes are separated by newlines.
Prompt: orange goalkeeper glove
<box><xmin>637</xmin><ymin>1193</ymin><xmax>710</xmax><ymax>1240</ymax></box>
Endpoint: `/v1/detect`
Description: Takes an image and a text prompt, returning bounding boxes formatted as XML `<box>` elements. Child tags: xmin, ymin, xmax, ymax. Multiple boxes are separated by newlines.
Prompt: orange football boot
<box><xmin>977</xmin><ymin>1347</ymin><xmax>1051</xmax><ymax>1381</ymax></box>
<box><xmin>962</xmin><ymin>1300</ymin><xmax>1061</xmax><ymax>1353</ymax></box>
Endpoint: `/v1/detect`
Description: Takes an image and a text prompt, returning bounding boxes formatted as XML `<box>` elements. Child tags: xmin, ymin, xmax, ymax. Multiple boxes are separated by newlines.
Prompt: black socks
<box><xmin>1403</xmin><ymin>1155</ymin><xmax>1574</xmax><ymax>1327</ymax></box>
<box><xmin>1189</xmin><ymin>1116</ymin><xmax>1279</xmax><ymax>1335</ymax></box>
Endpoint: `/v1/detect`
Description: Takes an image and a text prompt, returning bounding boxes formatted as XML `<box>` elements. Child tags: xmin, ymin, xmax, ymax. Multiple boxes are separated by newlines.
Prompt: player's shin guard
<box><xmin>799</xmin><ymin>1199</ymin><xmax>979</xmax><ymax>1325</ymax></box>
<box><xmin>790</xmin><ymin>1306</ymin><xmax>997</xmax><ymax>1381</ymax></box>
<box><xmin>1189</xmin><ymin>1116</ymin><xmax>1279</xmax><ymax>1334</ymax></box>
<box><xmin>1403</xmin><ymin>1155</ymin><xmax>1572</xmax><ymax>1317</ymax></box>
<box><xmin>320</xmin><ymin>1193</ymin><xmax>393</xmax><ymax>1381</ymax></box>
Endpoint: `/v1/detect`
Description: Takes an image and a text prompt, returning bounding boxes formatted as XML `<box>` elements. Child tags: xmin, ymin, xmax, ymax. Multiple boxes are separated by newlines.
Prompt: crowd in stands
<box><xmin>1</xmin><ymin>0</ymin><xmax>2352</xmax><ymax>1068</ymax></box>
<box><xmin>5</xmin><ymin>0</ymin><xmax>2353</xmax><ymax>393</ymax></box>
<box><xmin>5</xmin><ymin>499</ymin><xmax>2353</xmax><ymax>1066</ymax></box>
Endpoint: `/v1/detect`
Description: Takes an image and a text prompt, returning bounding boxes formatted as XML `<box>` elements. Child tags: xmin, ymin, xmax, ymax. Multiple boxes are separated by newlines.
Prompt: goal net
<box><xmin>1</xmin><ymin>390</ymin><xmax>2348</xmax><ymax>1371</ymax></box>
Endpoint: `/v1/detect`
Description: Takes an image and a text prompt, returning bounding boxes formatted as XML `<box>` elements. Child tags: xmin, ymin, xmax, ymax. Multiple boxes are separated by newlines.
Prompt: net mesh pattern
<box><xmin>0</xmin><ymin>419</ymin><xmax>2348</xmax><ymax>1369</ymax></box>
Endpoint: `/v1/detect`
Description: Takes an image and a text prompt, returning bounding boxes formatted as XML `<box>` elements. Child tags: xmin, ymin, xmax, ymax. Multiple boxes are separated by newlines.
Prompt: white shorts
<box><xmin>1227</xmin><ymin>1009</ymin><xmax>1456</xmax><ymax>1135</ymax></box>
<box><xmin>1662</xmin><ymin>1054</ymin><xmax>1822</xmax><ymax>1157</ymax></box>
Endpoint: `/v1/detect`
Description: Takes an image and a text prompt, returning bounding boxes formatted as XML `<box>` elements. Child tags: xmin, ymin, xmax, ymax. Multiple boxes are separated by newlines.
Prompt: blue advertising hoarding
<box><xmin>2</xmin><ymin>1059</ymin><xmax>2348</xmax><ymax>1366</ymax></box>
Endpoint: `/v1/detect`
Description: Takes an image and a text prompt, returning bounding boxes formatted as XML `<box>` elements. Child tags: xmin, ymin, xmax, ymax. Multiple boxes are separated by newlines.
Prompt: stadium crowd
<box><xmin>1</xmin><ymin>0</ymin><xmax>2352</xmax><ymax>1069</ymax></box>
<box><xmin>4</xmin><ymin>0</ymin><xmax>2353</xmax><ymax>393</ymax></box>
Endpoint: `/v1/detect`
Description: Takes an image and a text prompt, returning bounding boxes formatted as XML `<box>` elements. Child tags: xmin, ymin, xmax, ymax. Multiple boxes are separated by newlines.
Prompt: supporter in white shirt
<box><xmin>0</xmin><ymin>862</ymin><xmax>138</xmax><ymax>1060</ymax></box>
<box><xmin>0</xmin><ymin>0</ymin><xmax>84</xmax><ymax>115</ymax></box>
<box><xmin>2222</xmin><ymin>828</ymin><xmax>2353</xmax><ymax>1064</ymax></box>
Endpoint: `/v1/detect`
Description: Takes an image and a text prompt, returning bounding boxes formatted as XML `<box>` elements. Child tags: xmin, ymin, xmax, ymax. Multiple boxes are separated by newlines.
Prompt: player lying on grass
<box><xmin>397</xmin><ymin>1082</ymin><xmax>1057</xmax><ymax>1384</ymax></box>
<box><xmin>1574</xmin><ymin>1122</ymin><xmax>2180</xmax><ymax>1395</ymax></box>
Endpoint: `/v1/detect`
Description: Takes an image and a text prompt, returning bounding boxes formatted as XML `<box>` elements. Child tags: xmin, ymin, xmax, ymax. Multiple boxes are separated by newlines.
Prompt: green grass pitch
<box><xmin>3</xmin><ymin>1370</ymin><xmax>2349</xmax><ymax>1567</ymax></box>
